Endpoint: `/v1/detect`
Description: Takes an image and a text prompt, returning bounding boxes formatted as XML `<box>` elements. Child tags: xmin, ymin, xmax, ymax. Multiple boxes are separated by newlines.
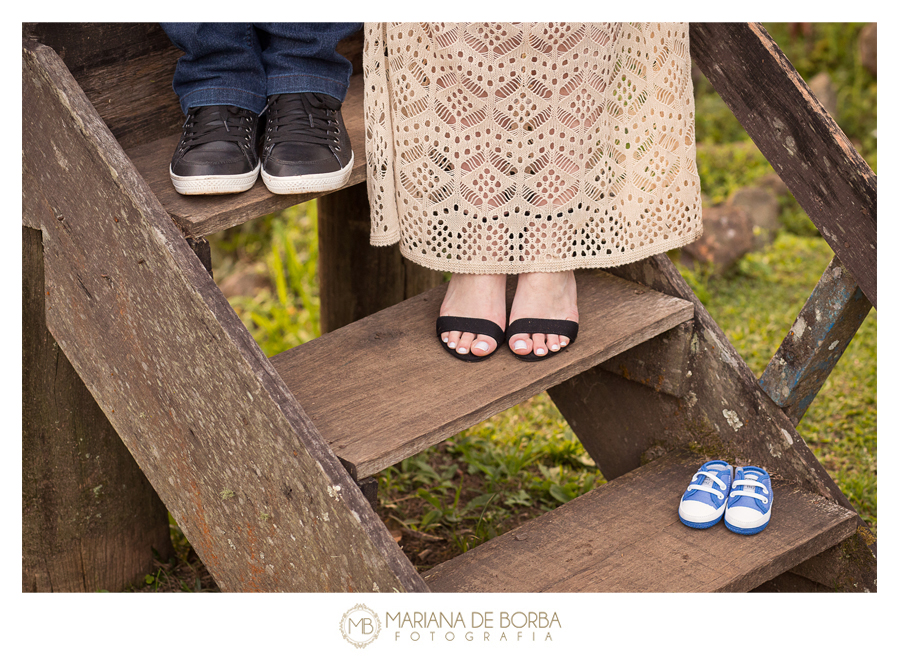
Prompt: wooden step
<box><xmin>423</xmin><ymin>449</ymin><xmax>859</xmax><ymax>592</ymax></box>
<box><xmin>125</xmin><ymin>73</ymin><xmax>367</xmax><ymax>239</ymax></box>
<box><xmin>269</xmin><ymin>270</ymin><xmax>694</xmax><ymax>480</ymax></box>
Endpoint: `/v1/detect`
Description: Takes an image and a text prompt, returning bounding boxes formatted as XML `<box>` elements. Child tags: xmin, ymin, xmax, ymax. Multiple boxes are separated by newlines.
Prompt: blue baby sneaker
<box><xmin>724</xmin><ymin>466</ymin><xmax>773</xmax><ymax>535</ymax></box>
<box><xmin>678</xmin><ymin>460</ymin><xmax>734</xmax><ymax>529</ymax></box>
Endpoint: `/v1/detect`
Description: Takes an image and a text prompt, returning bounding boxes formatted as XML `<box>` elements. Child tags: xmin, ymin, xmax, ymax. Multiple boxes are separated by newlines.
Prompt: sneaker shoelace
<box><xmin>730</xmin><ymin>477</ymin><xmax>769</xmax><ymax>504</ymax></box>
<box><xmin>261</xmin><ymin>93</ymin><xmax>342</xmax><ymax>152</ymax></box>
<box><xmin>687</xmin><ymin>470</ymin><xmax>728</xmax><ymax>500</ymax></box>
<box><xmin>179</xmin><ymin>105</ymin><xmax>256</xmax><ymax>166</ymax></box>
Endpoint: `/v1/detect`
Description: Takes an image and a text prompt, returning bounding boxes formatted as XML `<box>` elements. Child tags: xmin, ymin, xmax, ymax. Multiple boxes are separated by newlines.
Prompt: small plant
<box><xmin>374</xmin><ymin>394</ymin><xmax>608</xmax><ymax>566</ymax></box>
<box><xmin>212</xmin><ymin>203</ymin><xmax>321</xmax><ymax>358</ymax></box>
<box><xmin>127</xmin><ymin>519</ymin><xmax>219</xmax><ymax>593</ymax></box>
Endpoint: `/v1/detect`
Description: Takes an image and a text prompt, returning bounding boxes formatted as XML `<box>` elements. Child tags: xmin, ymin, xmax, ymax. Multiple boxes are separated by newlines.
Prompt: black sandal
<box><xmin>436</xmin><ymin>316</ymin><xmax>506</xmax><ymax>362</ymax></box>
<box><xmin>506</xmin><ymin>318</ymin><xmax>579</xmax><ymax>362</ymax></box>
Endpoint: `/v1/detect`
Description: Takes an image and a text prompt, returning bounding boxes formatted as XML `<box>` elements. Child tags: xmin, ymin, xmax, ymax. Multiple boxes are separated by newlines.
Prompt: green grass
<box><xmin>210</xmin><ymin>203</ymin><xmax>321</xmax><ymax>357</ymax></box>
<box><xmin>377</xmin><ymin>394</ymin><xmax>602</xmax><ymax>563</ymax></box>
<box><xmin>764</xmin><ymin>22</ymin><xmax>877</xmax><ymax>167</ymax></box>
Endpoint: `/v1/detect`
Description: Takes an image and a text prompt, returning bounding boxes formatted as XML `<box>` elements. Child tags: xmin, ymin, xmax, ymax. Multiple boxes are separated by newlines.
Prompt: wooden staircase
<box><xmin>22</xmin><ymin>23</ymin><xmax>876</xmax><ymax>593</ymax></box>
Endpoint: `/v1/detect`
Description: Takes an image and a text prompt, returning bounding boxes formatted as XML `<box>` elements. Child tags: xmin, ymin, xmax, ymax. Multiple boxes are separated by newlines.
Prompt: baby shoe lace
<box><xmin>687</xmin><ymin>470</ymin><xmax>728</xmax><ymax>500</ymax></box>
<box><xmin>261</xmin><ymin>93</ymin><xmax>342</xmax><ymax>152</ymax></box>
<box><xmin>730</xmin><ymin>478</ymin><xmax>769</xmax><ymax>504</ymax></box>
<box><xmin>179</xmin><ymin>105</ymin><xmax>256</xmax><ymax>166</ymax></box>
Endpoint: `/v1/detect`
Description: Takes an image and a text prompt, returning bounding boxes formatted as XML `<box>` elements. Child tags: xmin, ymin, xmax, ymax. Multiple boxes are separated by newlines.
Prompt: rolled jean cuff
<box><xmin>266</xmin><ymin>73</ymin><xmax>351</xmax><ymax>102</ymax></box>
<box><xmin>177</xmin><ymin>87</ymin><xmax>268</xmax><ymax>115</ymax></box>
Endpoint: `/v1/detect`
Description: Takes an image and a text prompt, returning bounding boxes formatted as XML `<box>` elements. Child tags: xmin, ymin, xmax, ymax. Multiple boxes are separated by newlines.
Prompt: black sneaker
<box><xmin>260</xmin><ymin>93</ymin><xmax>353</xmax><ymax>195</ymax></box>
<box><xmin>169</xmin><ymin>105</ymin><xmax>261</xmax><ymax>195</ymax></box>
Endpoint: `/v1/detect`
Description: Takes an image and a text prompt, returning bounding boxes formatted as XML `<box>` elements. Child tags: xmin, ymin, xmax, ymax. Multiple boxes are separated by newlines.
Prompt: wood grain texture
<box><xmin>23</xmin><ymin>226</ymin><xmax>173</xmax><ymax>592</ymax></box>
<box><xmin>424</xmin><ymin>450</ymin><xmax>857</xmax><ymax>593</ymax></box>
<box><xmin>598</xmin><ymin>320</ymin><xmax>694</xmax><ymax>398</ymax></box>
<box><xmin>690</xmin><ymin>23</ymin><xmax>876</xmax><ymax>308</ymax></box>
<box><xmin>759</xmin><ymin>256</ymin><xmax>872</xmax><ymax>425</ymax></box>
<box><xmin>125</xmin><ymin>73</ymin><xmax>368</xmax><ymax>238</ymax></box>
<box><xmin>270</xmin><ymin>270</ymin><xmax>693</xmax><ymax>480</ymax></box>
<box><xmin>23</xmin><ymin>40</ymin><xmax>426</xmax><ymax>593</ymax></box>
<box><xmin>552</xmin><ymin>368</ymin><xmax>683</xmax><ymax>482</ymax></box>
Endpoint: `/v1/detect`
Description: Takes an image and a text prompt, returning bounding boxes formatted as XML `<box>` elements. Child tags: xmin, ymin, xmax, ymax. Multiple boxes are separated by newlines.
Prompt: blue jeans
<box><xmin>161</xmin><ymin>23</ymin><xmax>363</xmax><ymax>114</ymax></box>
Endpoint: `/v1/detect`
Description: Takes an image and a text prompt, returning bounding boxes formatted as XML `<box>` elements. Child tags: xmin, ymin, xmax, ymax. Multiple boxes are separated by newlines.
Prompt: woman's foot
<box><xmin>508</xmin><ymin>271</ymin><xmax>579</xmax><ymax>358</ymax></box>
<box><xmin>439</xmin><ymin>273</ymin><xmax>508</xmax><ymax>358</ymax></box>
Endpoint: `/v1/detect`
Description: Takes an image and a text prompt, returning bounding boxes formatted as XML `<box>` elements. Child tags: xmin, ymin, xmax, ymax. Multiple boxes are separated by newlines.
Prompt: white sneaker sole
<box><xmin>724</xmin><ymin>508</ymin><xmax>771</xmax><ymax>534</ymax></box>
<box><xmin>170</xmin><ymin>163</ymin><xmax>260</xmax><ymax>195</ymax></box>
<box><xmin>262</xmin><ymin>152</ymin><xmax>354</xmax><ymax>195</ymax></box>
<box><xmin>678</xmin><ymin>501</ymin><xmax>726</xmax><ymax>528</ymax></box>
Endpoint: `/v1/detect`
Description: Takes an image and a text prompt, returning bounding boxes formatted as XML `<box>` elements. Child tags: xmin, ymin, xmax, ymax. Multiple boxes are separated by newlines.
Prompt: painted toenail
<box><xmin>514</xmin><ymin>340</ymin><xmax>527</xmax><ymax>351</ymax></box>
<box><xmin>457</xmin><ymin>347</ymin><xmax>469</xmax><ymax>354</ymax></box>
<box><xmin>550</xmin><ymin>344</ymin><xmax>559</xmax><ymax>351</ymax></box>
<box><xmin>448</xmin><ymin>342</ymin><xmax>456</xmax><ymax>349</ymax></box>
<box><xmin>442</xmin><ymin>336</ymin><xmax>448</xmax><ymax>343</ymax></box>
<box><xmin>474</xmin><ymin>341</ymin><xmax>490</xmax><ymax>352</ymax></box>
<box><xmin>535</xmin><ymin>348</ymin><xmax>546</xmax><ymax>356</ymax></box>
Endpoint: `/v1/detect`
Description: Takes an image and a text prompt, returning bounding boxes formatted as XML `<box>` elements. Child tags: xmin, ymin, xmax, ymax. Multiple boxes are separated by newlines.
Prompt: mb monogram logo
<box><xmin>340</xmin><ymin>604</ymin><xmax>382</xmax><ymax>648</ymax></box>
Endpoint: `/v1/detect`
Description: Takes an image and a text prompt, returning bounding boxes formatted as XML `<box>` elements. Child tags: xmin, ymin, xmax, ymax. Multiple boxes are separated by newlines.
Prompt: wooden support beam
<box><xmin>598</xmin><ymin>320</ymin><xmax>694</xmax><ymax>398</ymax></box>
<box><xmin>23</xmin><ymin>39</ymin><xmax>427</xmax><ymax>593</ymax></box>
<box><xmin>186</xmin><ymin>237</ymin><xmax>213</xmax><ymax>278</ymax></box>
<box><xmin>23</xmin><ymin>226</ymin><xmax>173</xmax><ymax>592</ymax></box>
<box><xmin>317</xmin><ymin>183</ymin><xmax>443</xmax><ymax>334</ymax></box>
<box><xmin>690</xmin><ymin>23</ymin><xmax>876</xmax><ymax>308</ymax></box>
<box><xmin>552</xmin><ymin>320</ymin><xmax>695</xmax><ymax>479</ymax></box>
<box><xmin>759</xmin><ymin>257</ymin><xmax>872</xmax><ymax>425</ymax></box>
<box><xmin>22</xmin><ymin>23</ymin><xmax>183</xmax><ymax>149</ymax></box>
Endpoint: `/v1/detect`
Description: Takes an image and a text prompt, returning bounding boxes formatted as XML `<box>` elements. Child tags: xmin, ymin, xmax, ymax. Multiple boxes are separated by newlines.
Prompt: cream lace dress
<box><xmin>364</xmin><ymin>22</ymin><xmax>702</xmax><ymax>274</ymax></box>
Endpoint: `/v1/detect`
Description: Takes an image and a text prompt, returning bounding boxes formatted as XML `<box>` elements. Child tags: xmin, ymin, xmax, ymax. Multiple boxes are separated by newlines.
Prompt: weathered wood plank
<box><xmin>186</xmin><ymin>237</ymin><xmax>213</xmax><ymax>278</ymax></box>
<box><xmin>690</xmin><ymin>23</ymin><xmax>876</xmax><ymax>308</ymax></box>
<box><xmin>23</xmin><ymin>226</ymin><xmax>173</xmax><ymax>592</ymax></box>
<box><xmin>598</xmin><ymin>320</ymin><xmax>694</xmax><ymax>398</ymax></box>
<box><xmin>759</xmin><ymin>256</ymin><xmax>872</xmax><ymax>424</ymax></box>
<box><xmin>787</xmin><ymin>527</ymin><xmax>878</xmax><ymax>592</ymax></box>
<box><xmin>23</xmin><ymin>39</ymin><xmax>426</xmax><ymax>593</ymax></box>
<box><xmin>317</xmin><ymin>182</ymin><xmax>443</xmax><ymax>334</ymax></box>
<box><xmin>562</xmin><ymin>256</ymin><xmax>865</xmax><ymax>504</ymax></box>
<box><xmin>424</xmin><ymin>450</ymin><xmax>857</xmax><ymax>592</ymax></box>
<box><xmin>270</xmin><ymin>270</ymin><xmax>693</xmax><ymax>480</ymax></box>
<box><xmin>551</xmin><ymin>367</ymin><xmax>683</xmax><ymax>482</ymax></box>
<box><xmin>124</xmin><ymin>73</ymin><xmax>368</xmax><ymax>238</ymax></box>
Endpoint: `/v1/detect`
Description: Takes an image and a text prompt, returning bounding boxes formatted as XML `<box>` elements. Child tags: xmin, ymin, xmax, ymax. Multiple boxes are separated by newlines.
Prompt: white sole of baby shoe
<box><xmin>679</xmin><ymin>501</ymin><xmax>726</xmax><ymax>529</ymax></box>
